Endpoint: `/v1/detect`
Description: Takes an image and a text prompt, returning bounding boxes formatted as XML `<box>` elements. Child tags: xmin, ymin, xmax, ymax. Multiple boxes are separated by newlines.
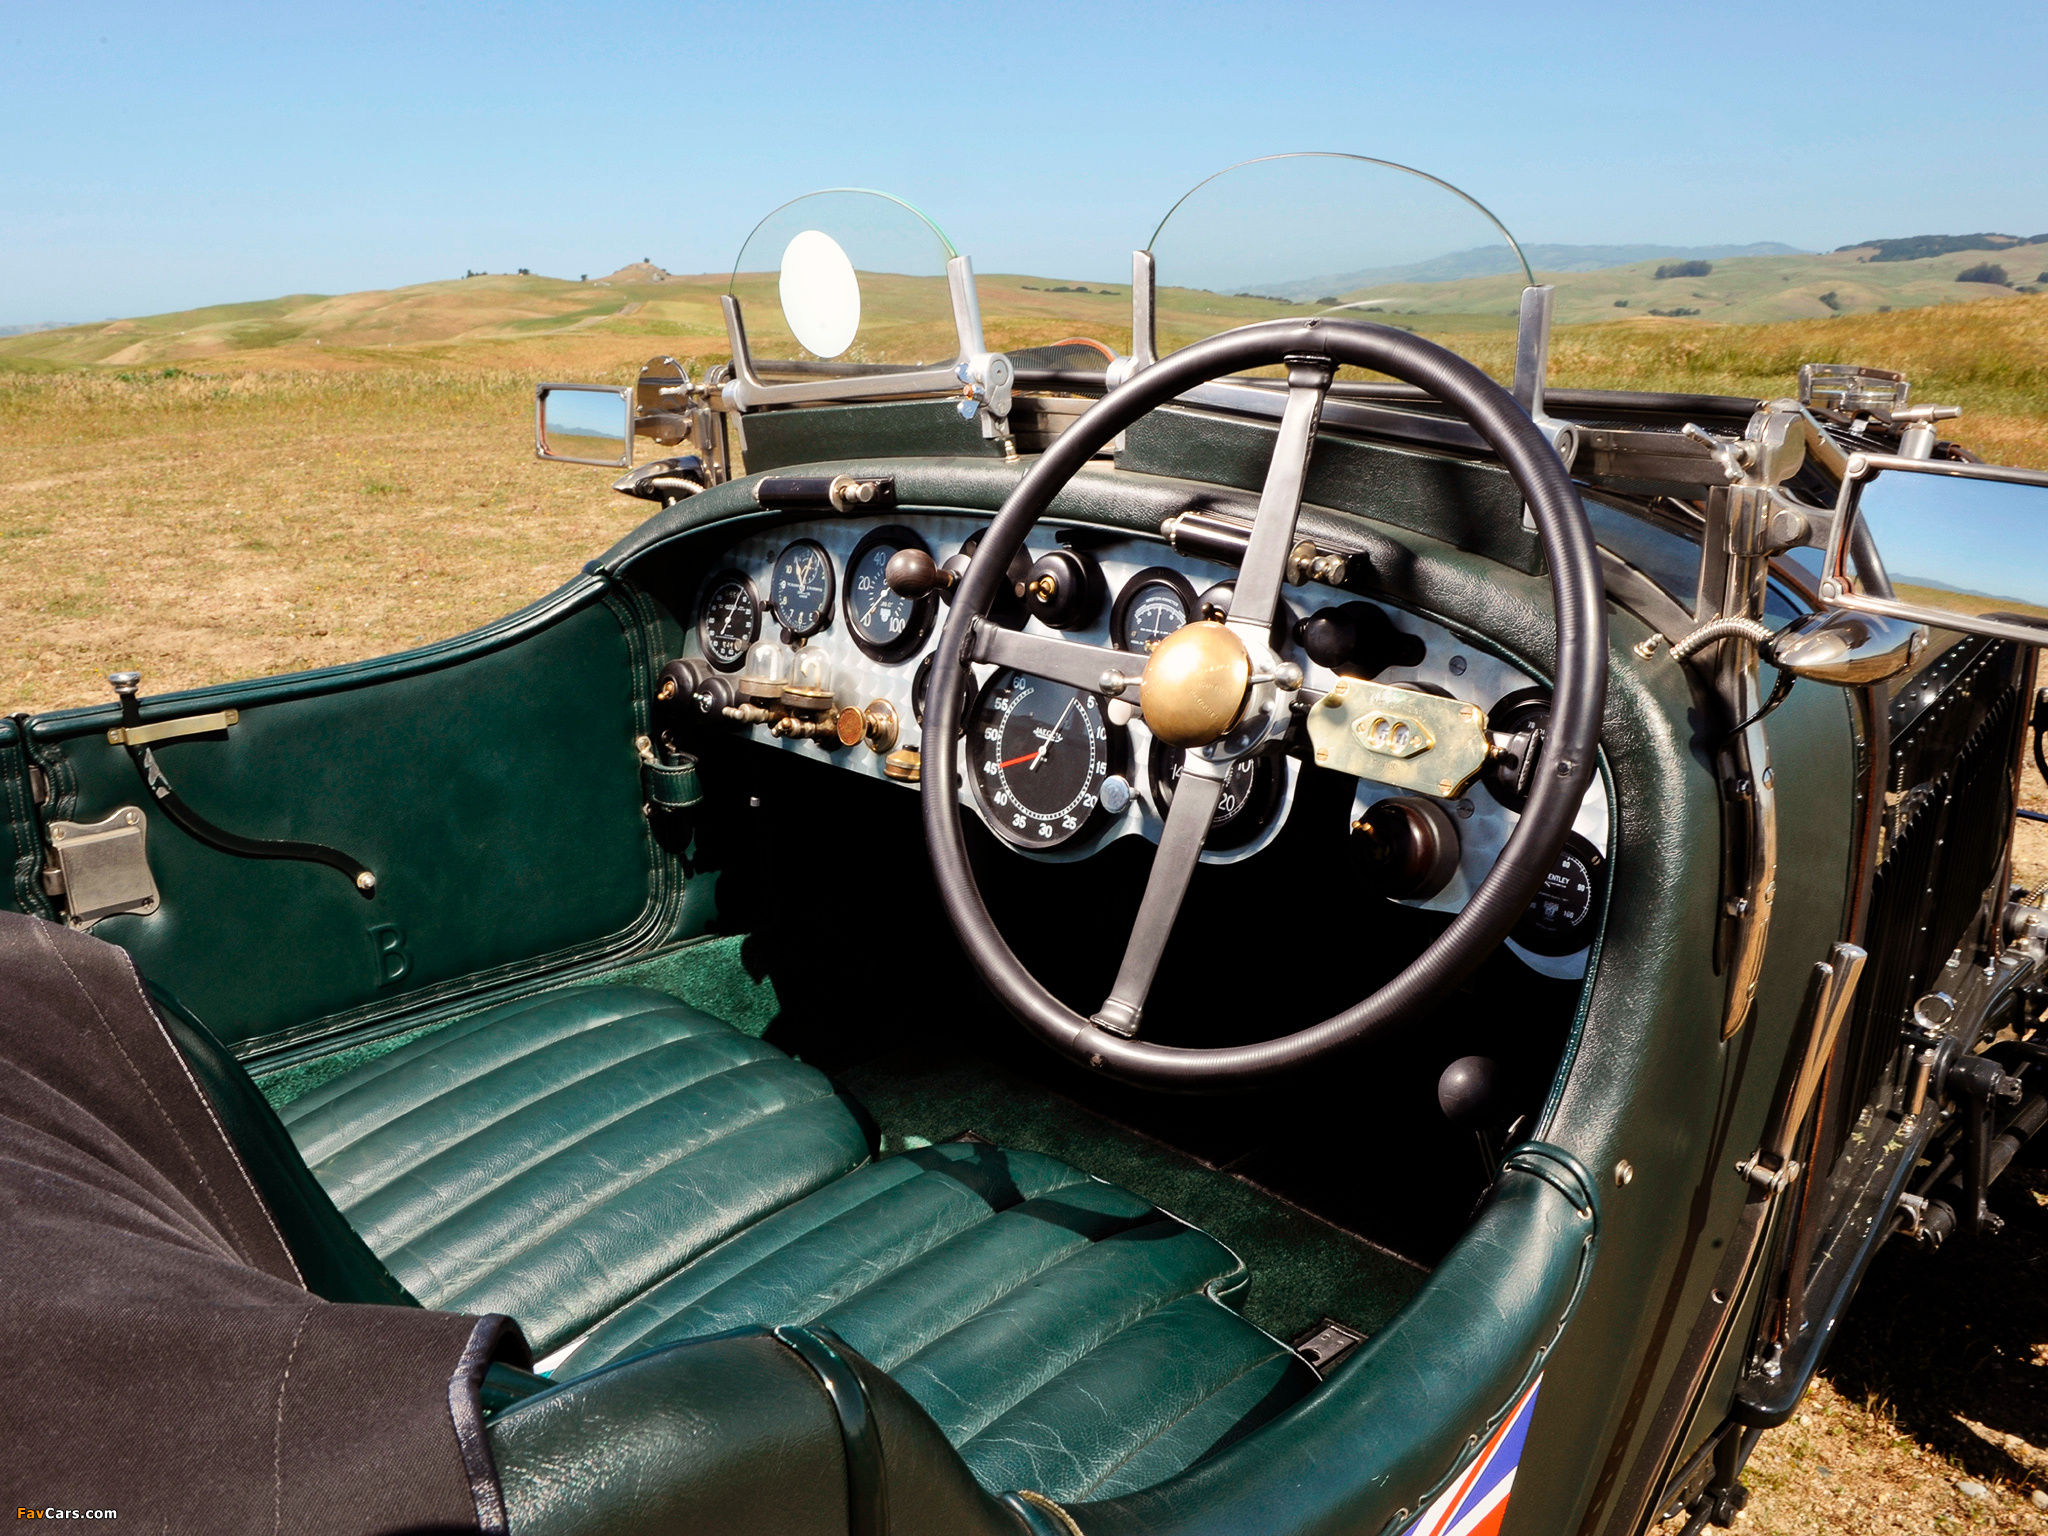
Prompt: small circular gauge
<box><xmin>1111</xmin><ymin>568</ymin><xmax>1198</xmax><ymax>656</ymax></box>
<box><xmin>769</xmin><ymin>538</ymin><xmax>835</xmax><ymax>638</ymax></box>
<box><xmin>1149</xmin><ymin>741</ymin><xmax>1283</xmax><ymax>851</ymax></box>
<box><xmin>697</xmin><ymin>569</ymin><xmax>761</xmax><ymax>672</ymax></box>
<box><xmin>971</xmin><ymin>670</ymin><xmax>1116</xmax><ymax>849</ymax></box>
<box><xmin>1511</xmin><ymin>831</ymin><xmax>1607</xmax><ymax>956</ymax></box>
<box><xmin>844</xmin><ymin>525</ymin><xmax>938</xmax><ymax>663</ymax></box>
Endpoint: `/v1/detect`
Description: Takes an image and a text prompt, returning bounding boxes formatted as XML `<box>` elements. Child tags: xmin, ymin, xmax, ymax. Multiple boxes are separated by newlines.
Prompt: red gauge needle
<box><xmin>997</xmin><ymin>751</ymin><xmax>1041</xmax><ymax>768</ymax></box>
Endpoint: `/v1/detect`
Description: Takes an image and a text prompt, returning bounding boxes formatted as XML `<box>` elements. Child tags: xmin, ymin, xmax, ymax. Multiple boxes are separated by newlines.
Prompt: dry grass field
<box><xmin>4</xmin><ymin>281</ymin><xmax>2047</xmax><ymax>1530</ymax></box>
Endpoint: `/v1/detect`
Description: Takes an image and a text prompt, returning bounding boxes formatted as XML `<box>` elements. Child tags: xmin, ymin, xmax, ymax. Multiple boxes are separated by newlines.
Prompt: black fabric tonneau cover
<box><xmin>0</xmin><ymin>912</ymin><xmax>522</xmax><ymax>1533</ymax></box>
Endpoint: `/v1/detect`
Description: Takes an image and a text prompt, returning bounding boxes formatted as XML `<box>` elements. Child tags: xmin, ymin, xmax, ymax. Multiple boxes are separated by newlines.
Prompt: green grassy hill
<box><xmin>10</xmin><ymin>242</ymin><xmax>2044</xmax><ymax>375</ymax></box>
<box><xmin>1354</xmin><ymin>244</ymin><xmax>2045</xmax><ymax>326</ymax></box>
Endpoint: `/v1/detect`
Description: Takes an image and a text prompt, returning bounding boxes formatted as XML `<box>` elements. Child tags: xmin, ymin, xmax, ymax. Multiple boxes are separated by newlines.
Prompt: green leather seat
<box><xmin>280</xmin><ymin>984</ymin><xmax>1316</xmax><ymax>1502</ymax></box>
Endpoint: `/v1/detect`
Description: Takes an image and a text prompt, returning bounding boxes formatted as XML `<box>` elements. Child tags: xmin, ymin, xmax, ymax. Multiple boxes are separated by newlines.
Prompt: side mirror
<box><xmin>535</xmin><ymin>383</ymin><xmax>632</xmax><ymax>467</ymax></box>
<box><xmin>1824</xmin><ymin>453</ymin><xmax>2048</xmax><ymax>648</ymax></box>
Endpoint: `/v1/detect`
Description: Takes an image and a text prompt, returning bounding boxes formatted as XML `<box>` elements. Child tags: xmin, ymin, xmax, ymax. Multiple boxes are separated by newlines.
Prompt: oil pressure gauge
<box><xmin>844</xmin><ymin>525</ymin><xmax>937</xmax><ymax>663</ymax></box>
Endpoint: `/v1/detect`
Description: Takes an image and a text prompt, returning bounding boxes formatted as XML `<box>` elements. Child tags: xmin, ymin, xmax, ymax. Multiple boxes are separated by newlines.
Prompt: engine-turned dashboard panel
<box><xmin>670</xmin><ymin>511</ymin><xmax>1610</xmax><ymax>976</ymax></box>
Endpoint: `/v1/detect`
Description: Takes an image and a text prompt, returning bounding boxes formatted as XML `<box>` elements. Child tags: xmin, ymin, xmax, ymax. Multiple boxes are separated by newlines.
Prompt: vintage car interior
<box><xmin>9</xmin><ymin>157</ymin><xmax>2047</xmax><ymax>1536</ymax></box>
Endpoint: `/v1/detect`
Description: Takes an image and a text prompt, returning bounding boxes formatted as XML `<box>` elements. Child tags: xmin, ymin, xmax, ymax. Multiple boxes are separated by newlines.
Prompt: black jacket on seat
<box><xmin>0</xmin><ymin>912</ymin><xmax>521</xmax><ymax>1535</ymax></box>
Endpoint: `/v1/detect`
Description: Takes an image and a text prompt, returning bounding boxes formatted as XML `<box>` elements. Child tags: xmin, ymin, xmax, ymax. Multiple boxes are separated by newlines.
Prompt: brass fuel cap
<box><xmin>1139</xmin><ymin>620</ymin><xmax>1251</xmax><ymax>748</ymax></box>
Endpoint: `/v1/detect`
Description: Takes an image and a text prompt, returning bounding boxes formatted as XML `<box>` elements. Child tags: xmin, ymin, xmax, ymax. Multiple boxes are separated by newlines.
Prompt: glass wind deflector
<box><xmin>1123</xmin><ymin>152</ymin><xmax>1561</xmax><ymax>432</ymax></box>
<box><xmin>719</xmin><ymin>188</ymin><xmax>1012</xmax><ymax>434</ymax></box>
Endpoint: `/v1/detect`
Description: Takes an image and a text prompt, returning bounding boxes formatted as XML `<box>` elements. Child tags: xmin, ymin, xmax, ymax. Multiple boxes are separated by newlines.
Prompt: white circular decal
<box><xmin>778</xmin><ymin>229</ymin><xmax>861</xmax><ymax>359</ymax></box>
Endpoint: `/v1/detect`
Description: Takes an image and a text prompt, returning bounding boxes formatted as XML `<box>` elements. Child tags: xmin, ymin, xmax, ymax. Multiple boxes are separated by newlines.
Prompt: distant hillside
<box><xmin>1260</xmin><ymin>242</ymin><xmax>1804</xmax><ymax>296</ymax></box>
<box><xmin>7</xmin><ymin>235</ymin><xmax>2048</xmax><ymax>375</ymax></box>
<box><xmin>1236</xmin><ymin>243</ymin><xmax>2048</xmax><ymax>328</ymax></box>
<box><xmin>0</xmin><ymin>321</ymin><xmax>80</xmax><ymax>338</ymax></box>
<box><xmin>1840</xmin><ymin>232</ymin><xmax>2048</xmax><ymax>263</ymax></box>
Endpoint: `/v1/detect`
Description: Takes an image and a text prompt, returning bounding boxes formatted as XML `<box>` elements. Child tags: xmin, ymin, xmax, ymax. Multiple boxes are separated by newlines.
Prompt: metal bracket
<box><xmin>105</xmin><ymin>708</ymin><xmax>237</xmax><ymax>748</ymax></box>
<box><xmin>1160</xmin><ymin>510</ymin><xmax>1352</xmax><ymax>586</ymax></box>
<box><xmin>46</xmin><ymin>807</ymin><xmax>160</xmax><ymax>927</ymax></box>
<box><xmin>1308</xmin><ymin>679</ymin><xmax>1491</xmax><ymax>797</ymax></box>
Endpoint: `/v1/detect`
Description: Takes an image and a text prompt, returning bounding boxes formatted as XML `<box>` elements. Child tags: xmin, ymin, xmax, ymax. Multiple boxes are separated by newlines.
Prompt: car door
<box><xmin>11</xmin><ymin>574</ymin><xmax>689</xmax><ymax>1060</ymax></box>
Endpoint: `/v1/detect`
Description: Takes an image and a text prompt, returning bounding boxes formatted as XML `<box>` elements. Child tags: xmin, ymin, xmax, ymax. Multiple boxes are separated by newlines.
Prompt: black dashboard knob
<box><xmin>1295</xmin><ymin>601</ymin><xmax>1425</xmax><ymax>679</ymax></box>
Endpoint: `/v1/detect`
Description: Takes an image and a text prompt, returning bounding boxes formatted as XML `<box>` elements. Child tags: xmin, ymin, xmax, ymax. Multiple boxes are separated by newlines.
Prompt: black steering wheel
<box><xmin>922</xmin><ymin>319</ymin><xmax>1607</xmax><ymax>1088</ymax></box>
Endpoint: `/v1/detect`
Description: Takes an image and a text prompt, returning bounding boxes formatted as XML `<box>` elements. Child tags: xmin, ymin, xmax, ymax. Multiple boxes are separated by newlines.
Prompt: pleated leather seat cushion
<box><xmin>281</xmin><ymin>984</ymin><xmax>1316</xmax><ymax>1502</ymax></box>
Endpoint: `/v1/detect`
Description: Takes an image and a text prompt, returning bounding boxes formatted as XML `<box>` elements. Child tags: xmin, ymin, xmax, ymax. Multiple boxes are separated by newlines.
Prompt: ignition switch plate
<box><xmin>1308</xmin><ymin>678</ymin><xmax>1491</xmax><ymax>797</ymax></box>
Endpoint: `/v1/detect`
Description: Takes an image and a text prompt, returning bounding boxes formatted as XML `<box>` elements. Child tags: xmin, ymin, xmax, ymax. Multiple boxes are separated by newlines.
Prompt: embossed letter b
<box><xmin>370</xmin><ymin>924</ymin><xmax>411</xmax><ymax>986</ymax></box>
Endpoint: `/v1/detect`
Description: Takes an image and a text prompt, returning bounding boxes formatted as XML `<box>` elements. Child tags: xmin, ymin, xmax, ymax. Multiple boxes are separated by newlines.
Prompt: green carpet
<box><xmin>837</xmin><ymin>1051</ymin><xmax>1426</xmax><ymax>1343</ymax></box>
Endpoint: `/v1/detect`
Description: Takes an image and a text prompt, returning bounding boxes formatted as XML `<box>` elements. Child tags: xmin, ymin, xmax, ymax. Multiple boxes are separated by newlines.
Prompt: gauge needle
<box><xmin>997</xmin><ymin>751</ymin><xmax>1041</xmax><ymax>769</ymax></box>
<box><xmin>1029</xmin><ymin>696</ymin><xmax>1078</xmax><ymax>771</ymax></box>
<box><xmin>860</xmin><ymin>587</ymin><xmax>887</xmax><ymax>625</ymax></box>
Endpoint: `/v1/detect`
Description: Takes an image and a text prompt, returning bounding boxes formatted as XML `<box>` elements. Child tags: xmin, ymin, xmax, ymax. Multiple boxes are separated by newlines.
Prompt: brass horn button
<box><xmin>1140</xmin><ymin>620</ymin><xmax>1252</xmax><ymax>748</ymax></box>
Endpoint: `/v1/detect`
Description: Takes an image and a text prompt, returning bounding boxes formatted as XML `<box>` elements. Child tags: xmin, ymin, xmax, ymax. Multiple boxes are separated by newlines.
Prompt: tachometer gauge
<box><xmin>844</xmin><ymin>525</ymin><xmax>937</xmax><ymax>663</ymax></box>
<box><xmin>697</xmin><ymin>569</ymin><xmax>761</xmax><ymax>672</ymax></box>
<box><xmin>769</xmin><ymin>538</ymin><xmax>835</xmax><ymax>638</ymax></box>
<box><xmin>1511</xmin><ymin>831</ymin><xmax>1607</xmax><ymax>956</ymax></box>
<box><xmin>1149</xmin><ymin>741</ymin><xmax>1282</xmax><ymax>851</ymax></box>
<box><xmin>971</xmin><ymin>670</ymin><xmax>1116</xmax><ymax>850</ymax></box>
<box><xmin>1111</xmin><ymin>568</ymin><xmax>1198</xmax><ymax>656</ymax></box>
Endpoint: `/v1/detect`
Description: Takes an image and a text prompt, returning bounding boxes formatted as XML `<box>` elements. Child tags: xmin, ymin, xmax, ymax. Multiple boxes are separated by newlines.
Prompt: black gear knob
<box><xmin>884</xmin><ymin>547</ymin><xmax>955</xmax><ymax>599</ymax></box>
<box><xmin>1437</xmin><ymin>1055</ymin><xmax>1505</xmax><ymax>1129</ymax></box>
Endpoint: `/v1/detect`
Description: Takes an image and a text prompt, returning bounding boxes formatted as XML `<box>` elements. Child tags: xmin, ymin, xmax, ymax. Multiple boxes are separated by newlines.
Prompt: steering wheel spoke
<box><xmin>1090</xmin><ymin>763</ymin><xmax>1224</xmax><ymax>1038</ymax></box>
<box><xmin>1225</xmin><ymin>358</ymin><xmax>1332</xmax><ymax>639</ymax></box>
<box><xmin>970</xmin><ymin>620</ymin><xmax>1140</xmax><ymax>700</ymax></box>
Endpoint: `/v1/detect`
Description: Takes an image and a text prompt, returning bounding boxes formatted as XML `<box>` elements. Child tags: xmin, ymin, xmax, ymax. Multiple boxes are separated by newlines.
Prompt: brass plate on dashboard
<box><xmin>1307</xmin><ymin>678</ymin><xmax>1490</xmax><ymax>797</ymax></box>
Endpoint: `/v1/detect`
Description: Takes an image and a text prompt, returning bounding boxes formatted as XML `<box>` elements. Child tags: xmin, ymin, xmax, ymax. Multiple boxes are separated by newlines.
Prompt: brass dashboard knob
<box><xmin>1139</xmin><ymin>620</ymin><xmax>1251</xmax><ymax>748</ymax></box>
<box><xmin>882</xmin><ymin>747</ymin><xmax>922</xmax><ymax>782</ymax></box>
<box><xmin>835</xmin><ymin>699</ymin><xmax>900</xmax><ymax>753</ymax></box>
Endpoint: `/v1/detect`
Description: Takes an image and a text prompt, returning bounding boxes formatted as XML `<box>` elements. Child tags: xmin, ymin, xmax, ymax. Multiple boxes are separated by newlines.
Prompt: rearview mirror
<box><xmin>1824</xmin><ymin>454</ymin><xmax>2048</xmax><ymax>647</ymax></box>
<box><xmin>535</xmin><ymin>383</ymin><xmax>632</xmax><ymax>467</ymax></box>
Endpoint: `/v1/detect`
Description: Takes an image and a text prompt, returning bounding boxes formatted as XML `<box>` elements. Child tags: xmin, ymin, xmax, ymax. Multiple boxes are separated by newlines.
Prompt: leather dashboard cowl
<box><xmin>488</xmin><ymin>1329</ymin><xmax>1043</xmax><ymax>1536</ymax></box>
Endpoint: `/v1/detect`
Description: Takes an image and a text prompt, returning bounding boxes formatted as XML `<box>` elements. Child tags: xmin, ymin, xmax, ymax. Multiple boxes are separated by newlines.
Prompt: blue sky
<box><xmin>3</xmin><ymin>1</ymin><xmax>2045</xmax><ymax>326</ymax></box>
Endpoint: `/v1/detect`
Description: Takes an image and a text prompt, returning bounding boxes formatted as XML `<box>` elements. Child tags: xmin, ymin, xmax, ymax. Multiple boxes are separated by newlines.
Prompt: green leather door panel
<box><xmin>25</xmin><ymin>581</ymin><xmax>680</xmax><ymax>1054</ymax></box>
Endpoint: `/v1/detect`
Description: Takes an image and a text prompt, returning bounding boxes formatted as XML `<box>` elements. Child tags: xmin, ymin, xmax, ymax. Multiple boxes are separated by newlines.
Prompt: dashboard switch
<box><xmin>1023</xmin><ymin>548</ymin><xmax>1105</xmax><ymax>630</ymax></box>
<box><xmin>1350</xmin><ymin>795</ymin><xmax>1461</xmax><ymax>900</ymax></box>
<box><xmin>1295</xmin><ymin>601</ymin><xmax>1425</xmax><ymax>679</ymax></box>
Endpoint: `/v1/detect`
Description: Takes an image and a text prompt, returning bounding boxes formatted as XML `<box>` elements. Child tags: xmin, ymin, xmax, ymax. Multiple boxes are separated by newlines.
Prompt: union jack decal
<box><xmin>1403</xmin><ymin>1376</ymin><xmax>1543</xmax><ymax>1536</ymax></box>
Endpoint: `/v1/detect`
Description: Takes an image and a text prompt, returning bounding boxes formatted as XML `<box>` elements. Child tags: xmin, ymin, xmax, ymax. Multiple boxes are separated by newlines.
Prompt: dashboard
<box><xmin>672</xmin><ymin>512</ymin><xmax>1611</xmax><ymax>978</ymax></box>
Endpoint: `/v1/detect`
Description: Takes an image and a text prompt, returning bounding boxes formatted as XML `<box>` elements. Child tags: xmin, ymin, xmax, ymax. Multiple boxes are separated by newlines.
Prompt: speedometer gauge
<box><xmin>1111</xmin><ymin>568</ymin><xmax>1198</xmax><ymax>655</ymax></box>
<box><xmin>769</xmin><ymin>538</ymin><xmax>835</xmax><ymax>638</ymax></box>
<box><xmin>697</xmin><ymin>569</ymin><xmax>760</xmax><ymax>671</ymax></box>
<box><xmin>844</xmin><ymin>525</ymin><xmax>937</xmax><ymax>663</ymax></box>
<box><xmin>971</xmin><ymin>671</ymin><xmax>1115</xmax><ymax>850</ymax></box>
